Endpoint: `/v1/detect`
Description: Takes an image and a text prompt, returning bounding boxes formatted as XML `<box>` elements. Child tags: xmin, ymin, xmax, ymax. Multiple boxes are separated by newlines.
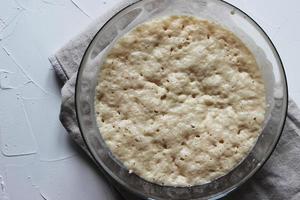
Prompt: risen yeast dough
<box><xmin>95</xmin><ymin>16</ymin><xmax>266</xmax><ymax>186</ymax></box>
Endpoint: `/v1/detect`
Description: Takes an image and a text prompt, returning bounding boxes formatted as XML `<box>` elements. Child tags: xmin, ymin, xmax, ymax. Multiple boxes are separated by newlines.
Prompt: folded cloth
<box><xmin>49</xmin><ymin>2</ymin><xmax>300</xmax><ymax>199</ymax></box>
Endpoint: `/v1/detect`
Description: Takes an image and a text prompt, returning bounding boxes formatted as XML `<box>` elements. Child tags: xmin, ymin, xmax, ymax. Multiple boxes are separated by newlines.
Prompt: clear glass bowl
<box><xmin>75</xmin><ymin>0</ymin><xmax>288</xmax><ymax>199</ymax></box>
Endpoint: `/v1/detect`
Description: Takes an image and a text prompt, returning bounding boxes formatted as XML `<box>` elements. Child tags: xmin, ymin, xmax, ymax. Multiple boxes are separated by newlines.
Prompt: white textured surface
<box><xmin>0</xmin><ymin>0</ymin><xmax>298</xmax><ymax>199</ymax></box>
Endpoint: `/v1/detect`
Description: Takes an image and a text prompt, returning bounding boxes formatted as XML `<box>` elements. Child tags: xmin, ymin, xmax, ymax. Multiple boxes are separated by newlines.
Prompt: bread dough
<box><xmin>95</xmin><ymin>16</ymin><xmax>266</xmax><ymax>186</ymax></box>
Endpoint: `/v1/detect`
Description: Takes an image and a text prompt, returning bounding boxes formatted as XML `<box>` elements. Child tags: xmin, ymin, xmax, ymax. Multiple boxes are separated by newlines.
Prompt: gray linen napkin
<box><xmin>49</xmin><ymin>3</ymin><xmax>300</xmax><ymax>200</ymax></box>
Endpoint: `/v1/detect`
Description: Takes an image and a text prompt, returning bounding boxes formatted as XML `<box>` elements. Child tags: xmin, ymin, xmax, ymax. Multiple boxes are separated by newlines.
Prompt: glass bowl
<box><xmin>75</xmin><ymin>0</ymin><xmax>288</xmax><ymax>199</ymax></box>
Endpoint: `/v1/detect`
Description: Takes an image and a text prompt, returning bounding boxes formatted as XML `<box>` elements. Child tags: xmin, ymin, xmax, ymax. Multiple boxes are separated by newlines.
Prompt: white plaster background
<box><xmin>0</xmin><ymin>0</ymin><xmax>298</xmax><ymax>199</ymax></box>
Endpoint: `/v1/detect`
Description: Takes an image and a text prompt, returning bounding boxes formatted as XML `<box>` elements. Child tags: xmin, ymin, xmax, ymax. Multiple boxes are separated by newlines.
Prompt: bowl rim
<box><xmin>75</xmin><ymin>0</ymin><xmax>289</xmax><ymax>199</ymax></box>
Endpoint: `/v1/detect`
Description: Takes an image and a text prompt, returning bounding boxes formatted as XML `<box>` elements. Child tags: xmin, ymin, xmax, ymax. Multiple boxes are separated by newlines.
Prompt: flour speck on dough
<box><xmin>95</xmin><ymin>16</ymin><xmax>266</xmax><ymax>186</ymax></box>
